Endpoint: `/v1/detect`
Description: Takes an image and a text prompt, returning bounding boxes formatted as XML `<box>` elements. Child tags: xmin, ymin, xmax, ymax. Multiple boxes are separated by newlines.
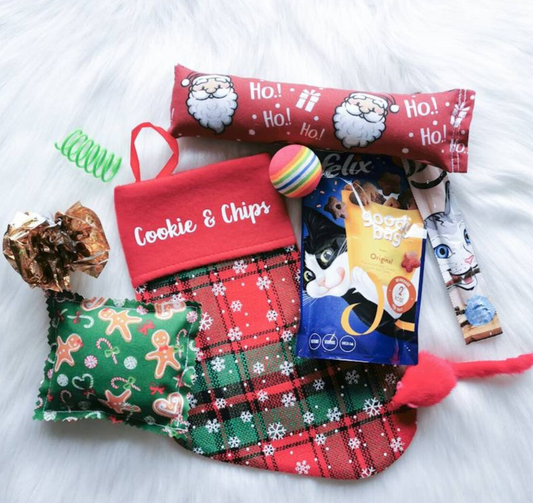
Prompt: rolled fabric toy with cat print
<box><xmin>170</xmin><ymin>64</ymin><xmax>475</xmax><ymax>173</ymax></box>
<box><xmin>402</xmin><ymin>161</ymin><xmax>502</xmax><ymax>343</ymax></box>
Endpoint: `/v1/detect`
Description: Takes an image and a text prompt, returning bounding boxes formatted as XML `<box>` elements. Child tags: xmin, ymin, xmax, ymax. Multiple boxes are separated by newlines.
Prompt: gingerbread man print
<box><xmin>154</xmin><ymin>299</ymin><xmax>186</xmax><ymax>320</ymax></box>
<box><xmin>98</xmin><ymin>388</ymin><xmax>140</xmax><ymax>414</ymax></box>
<box><xmin>54</xmin><ymin>334</ymin><xmax>83</xmax><ymax>371</ymax></box>
<box><xmin>98</xmin><ymin>308</ymin><xmax>142</xmax><ymax>343</ymax></box>
<box><xmin>145</xmin><ymin>330</ymin><xmax>181</xmax><ymax>379</ymax></box>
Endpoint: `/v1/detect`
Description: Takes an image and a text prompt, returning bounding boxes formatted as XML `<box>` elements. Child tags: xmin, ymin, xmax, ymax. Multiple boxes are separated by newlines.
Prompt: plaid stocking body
<box><xmin>137</xmin><ymin>246</ymin><xmax>416</xmax><ymax>479</ymax></box>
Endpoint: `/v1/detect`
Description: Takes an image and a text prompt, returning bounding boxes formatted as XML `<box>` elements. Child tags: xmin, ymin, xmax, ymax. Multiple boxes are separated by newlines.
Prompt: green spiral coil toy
<box><xmin>55</xmin><ymin>129</ymin><xmax>122</xmax><ymax>183</ymax></box>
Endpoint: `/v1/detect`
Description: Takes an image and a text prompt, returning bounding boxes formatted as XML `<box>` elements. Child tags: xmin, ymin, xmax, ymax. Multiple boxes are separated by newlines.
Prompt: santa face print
<box><xmin>333</xmin><ymin>93</ymin><xmax>395</xmax><ymax>149</ymax></box>
<box><xmin>185</xmin><ymin>75</ymin><xmax>238</xmax><ymax>134</ymax></box>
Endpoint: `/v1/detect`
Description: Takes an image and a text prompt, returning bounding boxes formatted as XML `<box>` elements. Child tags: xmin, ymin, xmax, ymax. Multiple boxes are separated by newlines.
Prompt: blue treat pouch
<box><xmin>296</xmin><ymin>153</ymin><xmax>427</xmax><ymax>365</ymax></box>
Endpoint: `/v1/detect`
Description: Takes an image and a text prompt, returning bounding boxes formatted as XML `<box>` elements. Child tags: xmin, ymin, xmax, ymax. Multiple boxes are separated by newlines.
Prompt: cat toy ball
<box><xmin>55</xmin><ymin>129</ymin><xmax>122</xmax><ymax>183</ymax></box>
<box><xmin>269</xmin><ymin>145</ymin><xmax>322</xmax><ymax>198</ymax></box>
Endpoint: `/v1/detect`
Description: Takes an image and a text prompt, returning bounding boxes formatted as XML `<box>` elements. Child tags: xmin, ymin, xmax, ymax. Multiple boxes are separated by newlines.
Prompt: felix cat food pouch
<box><xmin>297</xmin><ymin>152</ymin><xmax>426</xmax><ymax>365</ymax></box>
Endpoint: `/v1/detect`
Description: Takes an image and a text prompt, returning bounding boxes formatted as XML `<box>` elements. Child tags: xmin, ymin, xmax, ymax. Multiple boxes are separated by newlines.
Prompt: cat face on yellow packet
<box><xmin>341</xmin><ymin>183</ymin><xmax>425</xmax><ymax>336</ymax></box>
<box><xmin>297</xmin><ymin>153</ymin><xmax>427</xmax><ymax>366</ymax></box>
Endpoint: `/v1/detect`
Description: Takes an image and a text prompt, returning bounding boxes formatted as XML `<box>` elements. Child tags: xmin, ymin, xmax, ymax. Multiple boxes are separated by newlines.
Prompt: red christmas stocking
<box><xmin>115</xmin><ymin>123</ymin><xmax>416</xmax><ymax>479</ymax></box>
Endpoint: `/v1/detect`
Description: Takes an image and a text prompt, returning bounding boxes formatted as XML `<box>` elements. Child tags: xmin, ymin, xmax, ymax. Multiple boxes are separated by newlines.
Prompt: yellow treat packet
<box><xmin>297</xmin><ymin>153</ymin><xmax>427</xmax><ymax>365</ymax></box>
<box><xmin>341</xmin><ymin>184</ymin><xmax>425</xmax><ymax>336</ymax></box>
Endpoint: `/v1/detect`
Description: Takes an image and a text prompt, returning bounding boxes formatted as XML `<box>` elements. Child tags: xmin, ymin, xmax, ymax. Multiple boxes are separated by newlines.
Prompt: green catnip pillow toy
<box><xmin>34</xmin><ymin>292</ymin><xmax>200</xmax><ymax>438</ymax></box>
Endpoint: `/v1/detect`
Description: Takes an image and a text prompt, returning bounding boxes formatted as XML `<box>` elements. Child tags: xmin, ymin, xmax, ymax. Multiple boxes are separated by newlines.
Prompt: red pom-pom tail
<box><xmin>451</xmin><ymin>353</ymin><xmax>533</xmax><ymax>380</ymax></box>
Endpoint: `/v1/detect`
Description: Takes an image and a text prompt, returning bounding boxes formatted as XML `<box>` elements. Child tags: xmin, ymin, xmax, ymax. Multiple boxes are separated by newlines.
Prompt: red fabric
<box><xmin>391</xmin><ymin>351</ymin><xmax>533</xmax><ymax>408</ymax></box>
<box><xmin>115</xmin><ymin>143</ymin><xmax>295</xmax><ymax>287</ymax></box>
<box><xmin>130</xmin><ymin>122</ymin><xmax>180</xmax><ymax>182</ymax></box>
<box><xmin>138</xmin><ymin>249</ymin><xmax>417</xmax><ymax>480</ymax></box>
<box><xmin>170</xmin><ymin>64</ymin><xmax>476</xmax><ymax>173</ymax></box>
<box><xmin>451</xmin><ymin>353</ymin><xmax>533</xmax><ymax>379</ymax></box>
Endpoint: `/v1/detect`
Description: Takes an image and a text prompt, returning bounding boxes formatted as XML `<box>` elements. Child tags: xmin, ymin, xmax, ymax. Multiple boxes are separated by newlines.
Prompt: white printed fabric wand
<box><xmin>403</xmin><ymin>160</ymin><xmax>502</xmax><ymax>343</ymax></box>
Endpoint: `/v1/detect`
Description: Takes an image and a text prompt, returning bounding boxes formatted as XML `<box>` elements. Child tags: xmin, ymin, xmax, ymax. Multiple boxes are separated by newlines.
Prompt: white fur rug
<box><xmin>1</xmin><ymin>1</ymin><xmax>533</xmax><ymax>502</ymax></box>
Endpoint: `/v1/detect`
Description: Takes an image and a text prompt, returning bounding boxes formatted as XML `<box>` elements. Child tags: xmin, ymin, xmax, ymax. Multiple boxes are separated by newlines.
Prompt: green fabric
<box><xmin>34</xmin><ymin>292</ymin><xmax>200</xmax><ymax>439</ymax></box>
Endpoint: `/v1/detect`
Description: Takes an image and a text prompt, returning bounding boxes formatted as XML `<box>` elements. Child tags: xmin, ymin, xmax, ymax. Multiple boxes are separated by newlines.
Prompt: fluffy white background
<box><xmin>1</xmin><ymin>1</ymin><xmax>532</xmax><ymax>502</ymax></box>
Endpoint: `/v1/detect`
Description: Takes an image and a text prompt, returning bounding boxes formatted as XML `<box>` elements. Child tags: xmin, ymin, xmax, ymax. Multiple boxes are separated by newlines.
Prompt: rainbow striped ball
<box><xmin>269</xmin><ymin>145</ymin><xmax>322</xmax><ymax>198</ymax></box>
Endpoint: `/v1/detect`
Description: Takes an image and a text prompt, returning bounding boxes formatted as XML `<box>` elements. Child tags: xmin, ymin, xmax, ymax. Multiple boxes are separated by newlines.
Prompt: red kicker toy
<box><xmin>170</xmin><ymin>64</ymin><xmax>476</xmax><ymax>173</ymax></box>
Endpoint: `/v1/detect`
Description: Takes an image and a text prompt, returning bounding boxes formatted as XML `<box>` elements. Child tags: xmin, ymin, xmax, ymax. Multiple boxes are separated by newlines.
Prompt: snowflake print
<box><xmin>228</xmin><ymin>436</ymin><xmax>241</xmax><ymax>448</ymax></box>
<box><xmin>303</xmin><ymin>411</ymin><xmax>315</xmax><ymax>424</ymax></box>
<box><xmin>345</xmin><ymin>370</ymin><xmax>360</xmax><ymax>385</ymax></box>
<box><xmin>135</xmin><ymin>285</ymin><xmax>146</xmax><ymax>294</ymax></box>
<box><xmin>233</xmin><ymin>260</ymin><xmax>248</xmax><ymax>274</ymax></box>
<box><xmin>348</xmin><ymin>437</ymin><xmax>361</xmax><ymax>450</ymax></box>
<box><xmin>215</xmin><ymin>398</ymin><xmax>227</xmax><ymax>409</ymax></box>
<box><xmin>257</xmin><ymin>390</ymin><xmax>269</xmax><ymax>403</ymax></box>
<box><xmin>281</xmin><ymin>392</ymin><xmax>296</xmax><ymax>407</ymax></box>
<box><xmin>267</xmin><ymin>422</ymin><xmax>286</xmax><ymax>440</ymax></box>
<box><xmin>136</xmin><ymin>305</ymin><xmax>148</xmax><ymax>315</ymax></box>
<box><xmin>285</xmin><ymin>245</ymin><xmax>296</xmax><ymax>252</ymax></box>
<box><xmin>230</xmin><ymin>300</ymin><xmax>242</xmax><ymax>312</ymax></box>
<box><xmin>295</xmin><ymin>460</ymin><xmax>310</xmax><ymax>475</ymax></box>
<box><xmin>313</xmin><ymin>379</ymin><xmax>325</xmax><ymax>391</ymax></box>
<box><xmin>256</xmin><ymin>276</ymin><xmax>272</xmax><ymax>290</ymax></box>
<box><xmin>186</xmin><ymin>311</ymin><xmax>198</xmax><ymax>323</ymax></box>
<box><xmin>314</xmin><ymin>433</ymin><xmax>326</xmax><ymax>446</ymax></box>
<box><xmin>266</xmin><ymin>310</ymin><xmax>278</xmax><ymax>322</ymax></box>
<box><xmin>200</xmin><ymin>312</ymin><xmax>213</xmax><ymax>331</ymax></box>
<box><xmin>195</xmin><ymin>349</ymin><xmax>204</xmax><ymax>362</ymax></box>
<box><xmin>326</xmin><ymin>407</ymin><xmax>341</xmax><ymax>422</ymax></box>
<box><xmin>363</xmin><ymin>397</ymin><xmax>383</xmax><ymax>417</ymax></box>
<box><xmin>281</xmin><ymin>330</ymin><xmax>293</xmax><ymax>342</ymax></box>
<box><xmin>279</xmin><ymin>361</ymin><xmax>294</xmax><ymax>376</ymax></box>
<box><xmin>205</xmin><ymin>419</ymin><xmax>220</xmax><ymax>434</ymax></box>
<box><xmin>385</xmin><ymin>373</ymin><xmax>397</xmax><ymax>387</ymax></box>
<box><xmin>211</xmin><ymin>357</ymin><xmax>225</xmax><ymax>373</ymax></box>
<box><xmin>253</xmin><ymin>362</ymin><xmax>265</xmax><ymax>374</ymax></box>
<box><xmin>390</xmin><ymin>437</ymin><xmax>405</xmax><ymax>453</ymax></box>
<box><xmin>212</xmin><ymin>283</ymin><xmax>226</xmax><ymax>296</ymax></box>
<box><xmin>294</xmin><ymin>274</ymin><xmax>300</xmax><ymax>284</ymax></box>
<box><xmin>262</xmin><ymin>444</ymin><xmax>275</xmax><ymax>456</ymax></box>
<box><xmin>193</xmin><ymin>447</ymin><xmax>204</xmax><ymax>455</ymax></box>
<box><xmin>361</xmin><ymin>467</ymin><xmax>376</xmax><ymax>478</ymax></box>
<box><xmin>187</xmin><ymin>393</ymin><xmax>198</xmax><ymax>409</ymax></box>
<box><xmin>227</xmin><ymin>327</ymin><xmax>243</xmax><ymax>342</ymax></box>
<box><xmin>240</xmin><ymin>411</ymin><xmax>253</xmax><ymax>423</ymax></box>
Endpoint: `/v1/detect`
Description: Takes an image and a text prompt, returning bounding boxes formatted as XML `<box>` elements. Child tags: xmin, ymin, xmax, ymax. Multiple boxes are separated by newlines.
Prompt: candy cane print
<box><xmin>176</xmin><ymin>328</ymin><xmax>188</xmax><ymax>345</ymax></box>
<box><xmin>96</xmin><ymin>337</ymin><xmax>119</xmax><ymax>364</ymax></box>
<box><xmin>173</xmin><ymin>328</ymin><xmax>188</xmax><ymax>359</ymax></box>
<box><xmin>67</xmin><ymin>312</ymin><xmax>94</xmax><ymax>328</ymax></box>
<box><xmin>51</xmin><ymin>309</ymin><xmax>68</xmax><ymax>328</ymax></box>
<box><xmin>47</xmin><ymin>340</ymin><xmax>58</xmax><ymax>363</ymax></box>
<box><xmin>111</xmin><ymin>376</ymin><xmax>141</xmax><ymax>392</ymax></box>
<box><xmin>60</xmin><ymin>390</ymin><xmax>72</xmax><ymax>412</ymax></box>
<box><xmin>71</xmin><ymin>374</ymin><xmax>96</xmax><ymax>398</ymax></box>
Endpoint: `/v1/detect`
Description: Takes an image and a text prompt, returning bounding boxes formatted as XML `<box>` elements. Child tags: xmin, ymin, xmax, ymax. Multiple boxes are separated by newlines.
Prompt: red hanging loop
<box><xmin>130</xmin><ymin>122</ymin><xmax>180</xmax><ymax>182</ymax></box>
